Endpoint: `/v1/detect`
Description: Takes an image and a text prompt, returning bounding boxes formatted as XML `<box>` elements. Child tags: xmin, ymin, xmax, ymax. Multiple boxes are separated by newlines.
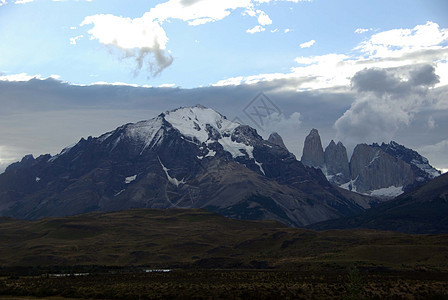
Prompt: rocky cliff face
<box><xmin>300</xmin><ymin>130</ymin><xmax>440</xmax><ymax>199</ymax></box>
<box><xmin>324</xmin><ymin>140</ymin><xmax>350</xmax><ymax>185</ymax></box>
<box><xmin>301</xmin><ymin>129</ymin><xmax>325</xmax><ymax>169</ymax></box>
<box><xmin>349</xmin><ymin>144</ymin><xmax>415</xmax><ymax>194</ymax></box>
<box><xmin>268</xmin><ymin>132</ymin><xmax>287</xmax><ymax>150</ymax></box>
<box><xmin>379</xmin><ymin>141</ymin><xmax>441</xmax><ymax>188</ymax></box>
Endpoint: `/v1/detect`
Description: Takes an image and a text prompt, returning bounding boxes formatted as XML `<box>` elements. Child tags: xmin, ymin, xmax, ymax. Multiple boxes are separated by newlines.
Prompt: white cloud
<box><xmin>0</xmin><ymin>73</ymin><xmax>61</xmax><ymax>82</ymax></box>
<box><xmin>80</xmin><ymin>0</ymin><xmax>255</xmax><ymax>75</ymax></box>
<box><xmin>213</xmin><ymin>22</ymin><xmax>448</xmax><ymax>91</ymax></box>
<box><xmin>0</xmin><ymin>0</ymin><xmax>7</xmax><ymax>6</ymax></box>
<box><xmin>284</xmin><ymin>28</ymin><xmax>292</xmax><ymax>33</ymax></box>
<box><xmin>14</xmin><ymin>0</ymin><xmax>33</xmax><ymax>3</ymax></box>
<box><xmin>0</xmin><ymin>73</ymin><xmax>41</xmax><ymax>82</ymax></box>
<box><xmin>299</xmin><ymin>39</ymin><xmax>315</xmax><ymax>48</ymax></box>
<box><xmin>89</xmin><ymin>81</ymin><xmax>151</xmax><ymax>88</ymax></box>
<box><xmin>81</xmin><ymin>14</ymin><xmax>173</xmax><ymax>76</ymax></box>
<box><xmin>356</xmin><ymin>21</ymin><xmax>448</xmax><ymax>58</ymax></box>
<box><xmin>80</xmin><ymin>0</ymin><xmax>309</xmax><ymax>76</ymax></box>
<box><xmin>69</xmin><ymin>35</ymin><xmax>84</xmax><ymax>45</ymax></box>
<box><xmin>158</xmin><ymin>83</ymin><xmax>176</xmax><ymax>88</ymax></box>
<box><xmin>257</xmin><ymin>10</ymin><xmax>272</xmax><ymax>25</ymax></box>
<box><xmin>246</xmin><ymin>25</ymin><xmax>265</xmax><ymax>34</ymax></box>
<box><xmin>147</xmin><ymin>0</ymin><xmax>252</xmax><ymax>25</ymax></box>
<box><xmin>0</xmin><ymin>145</ymin><xmax>22</xmax><ymax>173</ymax></box>
<box><xmin>419</xmin><ymin>139</ymin><xmax>448</xmax><ymax>170</ymax></box>
<box><xmin>81</xmin><ymin>14</ymin><xmax>168</xmax><ymax>51</ymax></box>
<box><xmin>355</xmin><ymin>28</ymin><xmax>370</xmax><ymax>34</ymax></box>
<box><xmin>213</xmin><ymin>76</ymin><xmax>245</xmax><ymax>86</ymax></box>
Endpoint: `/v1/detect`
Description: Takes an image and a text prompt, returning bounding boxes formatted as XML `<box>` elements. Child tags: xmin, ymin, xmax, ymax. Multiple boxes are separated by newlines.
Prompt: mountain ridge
<box><xmin>309</xmin><ymin>172</ymin><xmax>448</xmax><ymax>234</ymax></box>
<box><xmin>0</xmin><ymin>105</ymin><xmax>368</xmax><ymax>226</ymax></box>
<box><xmin>300</xmin><ymin>129</ymin><xmax>441</xmax><ymax>199</ymax></box>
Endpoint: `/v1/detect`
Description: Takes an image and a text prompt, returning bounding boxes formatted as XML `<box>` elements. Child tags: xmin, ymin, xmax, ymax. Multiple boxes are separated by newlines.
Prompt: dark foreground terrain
<box><xmin>2</xmin><ymin>208</ymin><xmax>448</xmax><ymax>269</ymax></box>
<box><xmin>1</xmin><ymin>208</ymin><xmax>447</xmax><ymax>299</ymax></box>
<box><xmin>1</xmin><ymin>269</ymin><xmax>448</xmax><ymax>299</ymax></box>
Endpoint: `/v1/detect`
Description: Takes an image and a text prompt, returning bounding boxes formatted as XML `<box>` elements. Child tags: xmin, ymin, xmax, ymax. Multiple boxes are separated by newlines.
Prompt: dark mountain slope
<box><xmin>310</xmin><ymin>173</ymin><xmax>448</xmax><ymax>234</ymax></box>
<box><xmin>0</xmin><ymin>105</ymin><xmax>368</xmax><ymax>226</ymax></box>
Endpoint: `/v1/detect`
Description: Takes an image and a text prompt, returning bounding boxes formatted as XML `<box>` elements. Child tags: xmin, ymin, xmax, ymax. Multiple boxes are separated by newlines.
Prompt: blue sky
<box><xmin>1</xmin><ymin>0</ymin><xmax>447</xmax><ymax>87</ymax></box>
<box><xmin>0</xmin><ymin>0</ymin><xmax>448</xmax><ymax>173</ymax></box>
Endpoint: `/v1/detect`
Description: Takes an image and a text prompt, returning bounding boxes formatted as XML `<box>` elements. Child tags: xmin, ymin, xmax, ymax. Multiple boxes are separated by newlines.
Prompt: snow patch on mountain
<box><xmin>125</xmin><ymin>175</ymin><xmax>137</xmax><ymax>184</ymax></box>
<box><xmin>368</xmin><ymin>151</ymin><xmax>380</xmax><ymax>166</ymax></box>
<box><xmin>158</xmin><ymin>157</ymin><xmax>185</xmax><ymax>187</ymax></box>
<box><xmin>114</xmin><ymin>189</ymin><xmax>125</xmax><ymax>197</ymax></box>
<box><xmin>340</xmin><ymin>176</ymin><xmax>359</xmax><ymax>193</ymax></box>
<box><xmin>411</xmin><ymin>158</ymin><xmax>441</xmax><ymax>179</ymax></box>
<box><xmin>255</xmin><ymin>160</ymin><xmax>265</xmax><ymax>175</ymax></box>
<box><xmin>218</xmin><ymin>136</ymin><xmax>254</xmax><ymax>159</ymax></box>
<box><xmin>205</xmin><ymin>149</ymin><xmax>216</xmax><ymax>157</ymax></box>
<box><xmin>369</xmin><ymin>185</ymin><xmax>403</xmax><ymax>198</ymax></box>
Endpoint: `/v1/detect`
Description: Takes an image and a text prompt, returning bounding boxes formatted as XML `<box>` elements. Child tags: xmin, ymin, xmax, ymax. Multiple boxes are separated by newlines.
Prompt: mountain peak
<box><xmin>163</xmin><ymin>105</ymin><xmax>239</xmax><ymax>144</ymax></box>
<box><xmin>301</xmin><ymin>128</ymin><xmax>324</xmax><ymax>168</ymax></box>
<box><xmin>268</xmin><ymin>132</ymin><xmax>287</xmax><ymax>150</ymax></box>
<box><xmin>0</xmin><ymin>105</ymin><xmax>366</xmax><ymax>226</ymax></box>
<box><xmin>324</xmin><ymin>139</ymin><xmax>350</xmax><ymax>185</ymax></box>
<box><xmin>309</xmin><ymin>128</ymin><xmax>319</xmax><ymax>136</ymax></box>
<box><xmin>378</xmin><ymin>140</ymin><xmax>441</xmax><ymax>180</ymax></box>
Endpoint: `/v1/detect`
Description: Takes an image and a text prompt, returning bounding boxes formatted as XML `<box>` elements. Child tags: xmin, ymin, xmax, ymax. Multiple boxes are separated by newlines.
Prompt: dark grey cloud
<box><xmin>0</xmin><ymin>73</ymin><xmax>447</xmax><ymax>173</ymax></box>
<box><xmin>336</xmin><ymin>64</ymin><xmax>442</xmax><ymax>153</ymax></box>
<box><xmin>351</xmin><ymin>68</ymin><xmax>404</xmax><ymax>96</ymax></box>
<box><xmin>409</xmin><ymin>64</ymin><xmax>440</xmax><ymax>86</ymax></box>
<box><xmin>350</xmin><ymin>64</ymin><xmax>439</xmax><ymax>97</ymax></box>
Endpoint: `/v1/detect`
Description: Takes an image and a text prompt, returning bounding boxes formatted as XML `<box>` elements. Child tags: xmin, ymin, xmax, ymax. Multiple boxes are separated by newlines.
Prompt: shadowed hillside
<box><xmin>1</xmin><ymin>208</ymin><xmax>447</xmax><ymax>271</ymax></box>
<box><xmin>310</xmin><ymin>173</ymin><xmax>448</xmax><ymax>234</ymax></box>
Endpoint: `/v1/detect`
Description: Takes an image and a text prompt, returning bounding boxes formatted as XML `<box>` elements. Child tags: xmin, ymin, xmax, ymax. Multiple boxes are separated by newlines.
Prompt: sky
<box><xmin>0</xmin><ymin>0</ymin><xmax>448</xmax><ymax>173</ymax></box>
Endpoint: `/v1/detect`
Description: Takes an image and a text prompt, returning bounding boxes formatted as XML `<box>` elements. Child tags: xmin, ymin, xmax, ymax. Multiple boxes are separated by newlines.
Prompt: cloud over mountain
<box><xmin>334</xmin><ymin>64</ymin><xmax>440</xmax><ymax>146</ymax></box>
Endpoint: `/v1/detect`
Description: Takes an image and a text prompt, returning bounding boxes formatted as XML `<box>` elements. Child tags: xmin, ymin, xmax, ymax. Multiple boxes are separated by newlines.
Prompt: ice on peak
<box><xmin>119</xmin><ymin>117</ymin><xmax>165</xmax><ymax>152</ymax></box>
<box><xmin>218</xmin><ymin>136</ymin><xmax>254</xmax><ymax>159</ymax></box>
<box><xmin>193</xmin><ymin>104</ymin><xmax>207</xmax><ymax>109</ymax></box>
<box><xmin>164</xmin><ymin>105</ymin><xmax>239</xmax><ymax>143</ymax></box>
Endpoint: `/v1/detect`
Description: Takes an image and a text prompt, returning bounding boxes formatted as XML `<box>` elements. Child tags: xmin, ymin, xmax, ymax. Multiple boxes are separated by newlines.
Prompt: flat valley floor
<box><xmin>1</xmin><ymin>269</ymin><xmax>448</xmax><ymax>299</ymax></box>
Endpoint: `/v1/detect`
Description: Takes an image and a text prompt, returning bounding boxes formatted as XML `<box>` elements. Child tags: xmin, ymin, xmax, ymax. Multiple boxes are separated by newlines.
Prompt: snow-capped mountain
<box><xmin>0</xmin><ymin>105</ymin><xmax>368</xmax><ymax>226</ymax></box>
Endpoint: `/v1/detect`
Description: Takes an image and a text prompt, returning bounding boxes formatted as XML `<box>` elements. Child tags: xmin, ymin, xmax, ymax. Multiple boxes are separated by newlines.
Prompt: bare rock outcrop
<box><xmin>268</xmin><ymin>132</ymin><xmax>287</xmax><ymax>150</ymax></box>
<box><xmin>301</xmin><ymin>129</ymin><xmax>325</xmax><ymax>169</ymax></box>
<box><xmin>349</xmin><ymin>144</ymin><xmax>415</xmax><ymax>194</ymax></box>
<box><xmin>324</xmin><ymin>140</ymin><xmax>350</xmax><ymax>185</ymax></box>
